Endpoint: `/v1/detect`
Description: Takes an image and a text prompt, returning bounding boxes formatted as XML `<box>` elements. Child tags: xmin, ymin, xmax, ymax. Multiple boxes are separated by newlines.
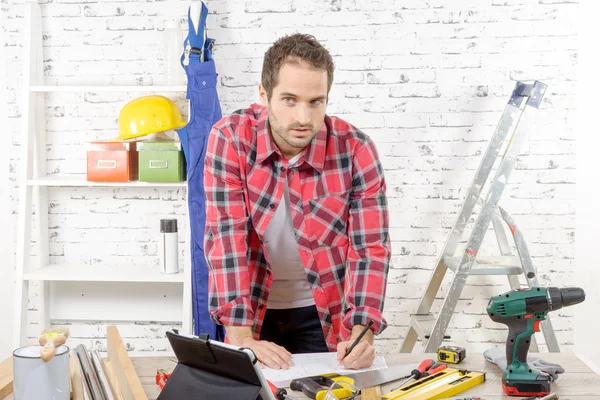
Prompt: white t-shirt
<box><xmin>263</xmin><ymin>153</ymin><xmax>315</xmax><ymax>310</ymax></box>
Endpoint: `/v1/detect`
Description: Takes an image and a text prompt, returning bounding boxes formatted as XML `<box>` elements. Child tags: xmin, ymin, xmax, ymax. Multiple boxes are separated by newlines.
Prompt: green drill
<box><xmin>486</xmin><ymin>287</ymin><xmax>585</xmax><ymax>397</ymax></box>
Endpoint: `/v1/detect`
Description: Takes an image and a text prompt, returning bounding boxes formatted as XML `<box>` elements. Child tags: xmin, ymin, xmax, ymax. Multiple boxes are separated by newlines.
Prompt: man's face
<box><xmin>259</xmin><ymin>59</ymin><xmax>328</xmax><ymax>159</ymax></box>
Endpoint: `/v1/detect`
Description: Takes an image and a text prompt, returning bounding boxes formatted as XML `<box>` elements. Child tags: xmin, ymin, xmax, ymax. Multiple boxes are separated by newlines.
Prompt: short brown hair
<box><xmin>261</xmin><ymin>33</ymin><xmax>335</xmax><ymax>100</ymax></box>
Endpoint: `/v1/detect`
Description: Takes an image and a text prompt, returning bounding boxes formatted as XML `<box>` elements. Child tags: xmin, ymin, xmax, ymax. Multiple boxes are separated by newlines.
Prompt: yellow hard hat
<box><xmin>116</xmin><ymin>95</ymin><xmax>186</xmax><ymax>141</ymax></box>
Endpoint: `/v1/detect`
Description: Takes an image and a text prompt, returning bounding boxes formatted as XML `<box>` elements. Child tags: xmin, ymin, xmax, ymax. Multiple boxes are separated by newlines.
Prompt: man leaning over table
<box><xmin>203</xmin><ymin>33</ymin><xmax>391</xmax><ymax>371</ymax></box>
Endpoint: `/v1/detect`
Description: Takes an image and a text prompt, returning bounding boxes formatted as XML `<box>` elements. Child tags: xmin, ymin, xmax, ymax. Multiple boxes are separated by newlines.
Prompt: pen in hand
<box><xmin>343</xmin><ymin>320</ymin><xmax>374</xmax><ymax>359</ymax></box>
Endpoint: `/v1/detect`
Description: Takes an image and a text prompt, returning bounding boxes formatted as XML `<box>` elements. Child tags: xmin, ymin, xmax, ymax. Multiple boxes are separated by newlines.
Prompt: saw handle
<box><xmin>290</xmin><ymin>376</ymin><xmax>334</xmax><ymax>399</ymax></box>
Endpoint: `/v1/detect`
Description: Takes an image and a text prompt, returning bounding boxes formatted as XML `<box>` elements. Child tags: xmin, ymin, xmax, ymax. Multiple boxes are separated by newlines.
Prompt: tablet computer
<box><xmin>159</xmin><ymin>330</ymin><xmax>276</xmax><ymax>400</ymax></box>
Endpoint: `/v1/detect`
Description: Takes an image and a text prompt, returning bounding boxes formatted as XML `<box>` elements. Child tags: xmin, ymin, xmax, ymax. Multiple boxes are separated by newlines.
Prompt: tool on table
<box><xmin>382</xmin><ymin>368</ymin><xmax>485</xmax><ymax>399</ymax></box>
<box><xmin>290</xmin><ymin>374</ymin><xmax>356</xmax><ymax>400</ymax></box>
<box><xmin>344</xmin><ymin>363</ymin><xmax>417</xmax><ymax>389</ymax></box>
<box><xmin>441</xmin><ymin>397</ymin><xmax>487</xmax><ymax>400</ymax></box>
<box><xmin>393</xmin><ymin>359</ymin><xmax>447</xmax><ymax>390</ymax></box>
<box><xmin>438</xmin><ymin>346</ymin><xmax>466</xmax><ymax>364</ymax></box>
<box><xmin>156</xmin><ymin>369</ymin><xmax>172</xmax><ymax>390</ymax></box>
<box><xmin>520</xmin><ymin>394</ymin><xmax>558</xmax><ymax>400</ymax></box>
<box><xmin>343</xmin><ymin>320</ymin><xmax>374</xmax><ymax>359</ymax></box>
<box><xmin>483</xmin><ymin>347</ymin><xmax>565</xmax><ymax>382</ymax></box>
<box><xmin>487</xmin><ymin>286</ymin><xmax>586</xmax><ymax>397</ymax></box>
<box><xmin>38</xmin><ymin>327</ymin><xmax>70</xmax><ymax>362</ymax></box>
<box><xmin>267</xmin><ymin>379</ymin><xmax>297</xmax><ymax>400</ymax></box>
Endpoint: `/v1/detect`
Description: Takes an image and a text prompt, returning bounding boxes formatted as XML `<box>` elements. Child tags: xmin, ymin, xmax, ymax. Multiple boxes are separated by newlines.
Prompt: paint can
<box><xmin>12</xmin><ymin>345</ymin><xmax>71</xmax><ymax>400</ymax></box>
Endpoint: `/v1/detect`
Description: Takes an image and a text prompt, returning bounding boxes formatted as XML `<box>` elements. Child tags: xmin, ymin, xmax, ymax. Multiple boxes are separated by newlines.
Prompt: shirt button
<box><xmin>258</xmin><ymin>305</ymin><xmax>264</xmax><ymax>310</ymax></box>
<box><xmin>269</xmin><ymin>204</ymin><xmax>275</xmax><ymax>209</ymax></box>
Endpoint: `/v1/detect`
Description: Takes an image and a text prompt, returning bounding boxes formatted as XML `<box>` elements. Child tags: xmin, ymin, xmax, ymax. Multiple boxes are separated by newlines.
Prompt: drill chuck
<box><xmin>547</xmin><ymin>287</ymin><xmax>586</xmax><ymax>311</ymax></box>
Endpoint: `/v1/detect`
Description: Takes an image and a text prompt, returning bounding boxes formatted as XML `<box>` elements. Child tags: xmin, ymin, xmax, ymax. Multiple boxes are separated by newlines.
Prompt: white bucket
<box><xmin>12</xmin><ymin>344</ymin><xmax>71</xmax><ymax>400</ymax></box>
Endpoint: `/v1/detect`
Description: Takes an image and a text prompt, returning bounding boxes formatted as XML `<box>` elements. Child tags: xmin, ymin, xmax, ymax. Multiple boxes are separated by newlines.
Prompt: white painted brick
<box><xmin>484</xmin><ymin>21</ymin><xmax>535</xmax><ymax>38</ymax></box>
<box><xmin>492</xmin><ymin>0</ymin><xmax>528</xmax><ymax>5</ymax></box>
<box><xmin>367</xmin><ymin>69</ymin><xmax>436</xmax><ymax>84</ymax></box>
<box><xmin>344</xmin><ymin>0</ymin><xmax>429</xmax><ymax>11</ymax></box>
<box><xmin>308</xmin><ymin>11</ymin><xmax>402</xmax><ymax>28</ymax></box>
<box><xmin>511</xmin><ymin>6</ymin><xmax>562</xmax><ymax>21</ymax></box>
<box><xmin>389</xmin><ymin>83</ymin><xmax>441</xmax><ymax>98</ymax></box>
<box><xmin>105</xmin><ymin>17</ymin><xmax>156</xmax><ymax>31</ymax></box>
<box><xmin>40</xmin><ymin>4</ymin><xmax>82</xmax><ymax>18</ymax></box>
<box><xmin>244</xmin><ymin>0</ymin><xmax>295</xmax><ymax>14</ymax></box>
<box><xmin>464</xmin><ymin>8</ymin><xmax>509</xmax><ymax>23</ymax></box>
<box><xmin>383</xmin><ymin>114</ymin><xmax>428</xmax><ymax>129</ymax></box>
<box><xmin>337</xmin><ymin>113</ymin><xmax>385</xmax><ymax>129</ymax></box>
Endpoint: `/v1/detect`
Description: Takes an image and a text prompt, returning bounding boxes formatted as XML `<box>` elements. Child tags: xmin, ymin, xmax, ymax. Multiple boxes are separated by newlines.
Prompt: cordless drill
<box><xmin>486</xmin><ymin>287</ymin><xmax>586</xmax><ymax>397</ymax></box>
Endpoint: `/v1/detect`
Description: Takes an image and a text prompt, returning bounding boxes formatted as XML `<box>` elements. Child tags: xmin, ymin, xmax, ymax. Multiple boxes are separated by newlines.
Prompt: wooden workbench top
<box><xmin>132</xmin><ymin>352</ymin><xmax>600</xmax><ymax>400</ymax></box>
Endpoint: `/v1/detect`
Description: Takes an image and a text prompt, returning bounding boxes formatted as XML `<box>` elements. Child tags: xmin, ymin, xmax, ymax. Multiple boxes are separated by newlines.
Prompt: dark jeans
<box><xmin>259</xmin><ymin>305</ymin><xmax>329</xmax><ymax>353</ymax></box>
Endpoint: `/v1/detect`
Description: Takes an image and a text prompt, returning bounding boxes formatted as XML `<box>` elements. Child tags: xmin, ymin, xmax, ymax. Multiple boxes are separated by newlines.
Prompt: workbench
<box><xmin>132</xmin><ymin>352</ymin><xmax>600</xmax><ymax>400</ymax></box>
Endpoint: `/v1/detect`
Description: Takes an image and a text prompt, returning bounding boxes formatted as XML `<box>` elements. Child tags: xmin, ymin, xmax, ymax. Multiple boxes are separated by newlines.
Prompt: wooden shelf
<box><xmin>28</xmin><ymin>175</ymin><xmax>188</xmax><ymax>188</ymax></box>
<box><xmin>30</xmin><ymin>85</ymin><xmax>187</xmax><ymax>93</ymax></box>
<box><xmin>23</xmin><ymin>264</ymin><xmax>185</xmax><ymax>283</ymax></box>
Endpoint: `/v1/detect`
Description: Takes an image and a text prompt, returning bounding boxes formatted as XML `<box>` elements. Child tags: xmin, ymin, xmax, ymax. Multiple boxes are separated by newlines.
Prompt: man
<box><xmin>203</xmin><ymin>33</ymin><xmax>391</xmax><ymax>371</ymax></box>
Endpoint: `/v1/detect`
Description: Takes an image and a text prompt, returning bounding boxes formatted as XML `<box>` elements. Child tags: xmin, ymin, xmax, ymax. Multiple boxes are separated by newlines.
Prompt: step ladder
<box><xmin>400</xmin><ymin>81</ymin><xmax>560</xmax><ymax>354</ymax></box>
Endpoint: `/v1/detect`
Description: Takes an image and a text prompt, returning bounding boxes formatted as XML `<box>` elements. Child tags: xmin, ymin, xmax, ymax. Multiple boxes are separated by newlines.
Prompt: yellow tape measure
<box><xmin>437</xmin><ymin>346</ymin><xmax>466</xmax><ymax>364</ymax></box>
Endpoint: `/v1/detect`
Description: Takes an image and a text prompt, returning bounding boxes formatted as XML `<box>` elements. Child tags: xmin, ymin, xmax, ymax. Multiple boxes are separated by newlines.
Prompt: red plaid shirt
<box><xmin>203</xmin><ymin>104</ymin><xmax>391</xmax><ymax>350</ymax></box>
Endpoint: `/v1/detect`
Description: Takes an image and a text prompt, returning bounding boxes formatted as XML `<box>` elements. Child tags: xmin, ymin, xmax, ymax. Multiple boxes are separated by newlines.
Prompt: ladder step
<box><xmin>410</xmin><ymin>314</ymin><xmax>450</xmax><ymax>340</ymax></box>
<box><xmin>443</xmin><ymin>256</ymin><xmax>522</xmax><ymax>275</ymax></box>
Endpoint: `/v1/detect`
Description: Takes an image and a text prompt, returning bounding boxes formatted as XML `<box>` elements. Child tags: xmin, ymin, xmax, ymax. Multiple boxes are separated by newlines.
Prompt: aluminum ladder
<box><xmin>400</xmin><ymin>80</ymin><xmax>560</xmax><ymax>354</ymax></box>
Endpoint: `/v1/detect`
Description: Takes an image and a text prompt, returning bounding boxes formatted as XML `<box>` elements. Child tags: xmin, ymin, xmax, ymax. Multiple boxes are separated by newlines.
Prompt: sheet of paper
<box><xmin>260</xmin><ymin>352</ymin><xmax>388</xmax><ymax>387</ymax></box>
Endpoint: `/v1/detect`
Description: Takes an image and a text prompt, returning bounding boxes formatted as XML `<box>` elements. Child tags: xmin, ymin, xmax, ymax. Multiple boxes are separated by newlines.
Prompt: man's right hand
<box><xmin>225</xmin><ymin>325</ymin><xmax>294</xmax><ymax>370</ymax></box>
<box><xmin>241</xmin><ymin>336</ymin><xmax>294</xmax><ymax>370</ymax></box>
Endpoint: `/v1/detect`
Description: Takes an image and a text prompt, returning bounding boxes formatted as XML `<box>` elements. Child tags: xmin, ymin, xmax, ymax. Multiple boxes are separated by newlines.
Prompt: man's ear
<box><xmin>258</xmin><ymin>84</ymin><xmax>267</xmax><ymax>107</ymax></box>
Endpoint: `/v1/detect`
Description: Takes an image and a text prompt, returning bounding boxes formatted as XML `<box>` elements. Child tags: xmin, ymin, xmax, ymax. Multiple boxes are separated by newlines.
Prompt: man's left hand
<box><xmin>336</xmin><ymin>324</ymin><xmax>376</xmax><ymax>370</ymax></box>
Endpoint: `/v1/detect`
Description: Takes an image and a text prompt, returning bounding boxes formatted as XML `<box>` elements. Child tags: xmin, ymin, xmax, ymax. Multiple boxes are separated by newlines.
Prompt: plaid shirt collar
<box><xmin>255</xmin><ymin>105</ymin><xmax>327</xmax><ymax>174</ymax></box>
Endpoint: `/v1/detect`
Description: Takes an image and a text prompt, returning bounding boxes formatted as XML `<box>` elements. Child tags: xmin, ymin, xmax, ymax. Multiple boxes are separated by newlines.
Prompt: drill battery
<box><xmin>438</xmin><ymin>346</ymin><xmax>466</xmax><ymax>364</ymax></box>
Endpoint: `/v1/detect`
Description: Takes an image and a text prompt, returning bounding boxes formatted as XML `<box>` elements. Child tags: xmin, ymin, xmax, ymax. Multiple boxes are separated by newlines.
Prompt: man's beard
<box><xmin>268</xmin><ymin>108</ymin><xmax>317</xmax><ymax>149</ymax></box>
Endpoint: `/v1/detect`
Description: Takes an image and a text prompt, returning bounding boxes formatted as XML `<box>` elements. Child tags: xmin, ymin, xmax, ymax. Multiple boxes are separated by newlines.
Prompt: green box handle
<box><xmin>149</xmin><ymin>160</ymin><xmax>168</xmax><ymax>169</ymax></box>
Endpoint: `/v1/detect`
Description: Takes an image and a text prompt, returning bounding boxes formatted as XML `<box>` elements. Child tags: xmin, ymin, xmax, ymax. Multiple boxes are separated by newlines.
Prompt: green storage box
<box><xmin>137</xmin><ymin>140</ymin><xmax>186</xmax><ymax>182</ymax></box>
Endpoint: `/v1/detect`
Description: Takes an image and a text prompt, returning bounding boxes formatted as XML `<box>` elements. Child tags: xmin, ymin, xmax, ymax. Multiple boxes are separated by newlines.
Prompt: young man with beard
<box><xmin>203</xmin><ymin>33</ymin><xmax>391</xmax><ymax>371</ymax></box>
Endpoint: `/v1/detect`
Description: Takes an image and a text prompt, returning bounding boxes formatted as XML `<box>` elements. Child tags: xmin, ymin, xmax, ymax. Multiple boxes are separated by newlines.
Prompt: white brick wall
<box><xmin>4</xmin><ymin>0</ymin><xmax>577</xmax><ymax>356</ymax></box>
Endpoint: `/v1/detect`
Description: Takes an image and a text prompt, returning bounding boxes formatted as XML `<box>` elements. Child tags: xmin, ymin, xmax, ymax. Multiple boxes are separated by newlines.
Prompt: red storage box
<box><xmin>87</xmin><ymin>141</ymin><xmax>138</xmax><ymax>182</ymax></box>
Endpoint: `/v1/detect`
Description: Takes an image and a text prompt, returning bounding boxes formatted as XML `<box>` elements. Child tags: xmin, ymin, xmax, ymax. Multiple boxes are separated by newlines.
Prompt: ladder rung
<box><xmin>443</xmin><ymin>256</ymin><xmax>523</xmax><ymax>275</ymax></box>
<box><xmin>409</xmin><ymin>314</ymin><xmax>451</xmax><ymax>340</ymax></box>
<box><xmin>410</xmin><ymin>314</ymin><xmax>435</xmax><ymax>340</ymax></box>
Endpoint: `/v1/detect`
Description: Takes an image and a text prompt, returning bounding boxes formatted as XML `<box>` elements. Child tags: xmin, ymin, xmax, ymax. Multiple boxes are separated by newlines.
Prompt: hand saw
<box><xmin>343</xmin><ymin>364</ymin><xmax>418</xmax><ymax>389</ymax></box>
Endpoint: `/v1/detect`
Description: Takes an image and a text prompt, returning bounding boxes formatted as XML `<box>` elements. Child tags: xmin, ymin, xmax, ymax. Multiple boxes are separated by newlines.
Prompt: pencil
<box><xmin>344</xmin><ymin>320</ymin><xmax>374</xmax><ymax>358</ymax></box>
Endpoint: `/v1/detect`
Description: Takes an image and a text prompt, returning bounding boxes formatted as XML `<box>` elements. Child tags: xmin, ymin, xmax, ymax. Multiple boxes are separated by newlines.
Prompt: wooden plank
<box><xmin>361</xmin><ymin>386</ymin><xmax>381</xmax><ymax>400</ymax></box>
<box><xmin>69</xmin><ymin>354</ymin><xmax>84</xmax><ymax>400</ymax></box>
<box><xmin>0</xmin><ymin>356</ymin><xmax>13</xmax><ymax>399</ymax></box>
<box><xmin>107</xmin><ymin>326</ymin><xmax>147</xmax><ymax>400</ymax></box>
<box><xmin>102</xmin><ymin>358</ymin><xmax>124</xmax><ymax>400</ymax></box>
<box><xmin>131</xmin><ymin>357</ymin><xmax>174</xmax><ymax>400</ymax></box>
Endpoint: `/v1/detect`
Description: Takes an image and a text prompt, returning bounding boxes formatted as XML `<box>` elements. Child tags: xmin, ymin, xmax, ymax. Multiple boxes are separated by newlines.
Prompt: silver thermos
<box><xmin>160</xmin><ymin>219</ymin><xmax>179</xmax><ymax>274</ymax></box>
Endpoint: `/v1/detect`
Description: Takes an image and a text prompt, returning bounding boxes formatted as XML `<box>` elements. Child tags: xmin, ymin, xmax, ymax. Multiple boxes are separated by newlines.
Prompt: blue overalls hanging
<box><xmin>176</xmin><ymin>2</ymin><xmax>225</xmax><ymax>342</ymax></box>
